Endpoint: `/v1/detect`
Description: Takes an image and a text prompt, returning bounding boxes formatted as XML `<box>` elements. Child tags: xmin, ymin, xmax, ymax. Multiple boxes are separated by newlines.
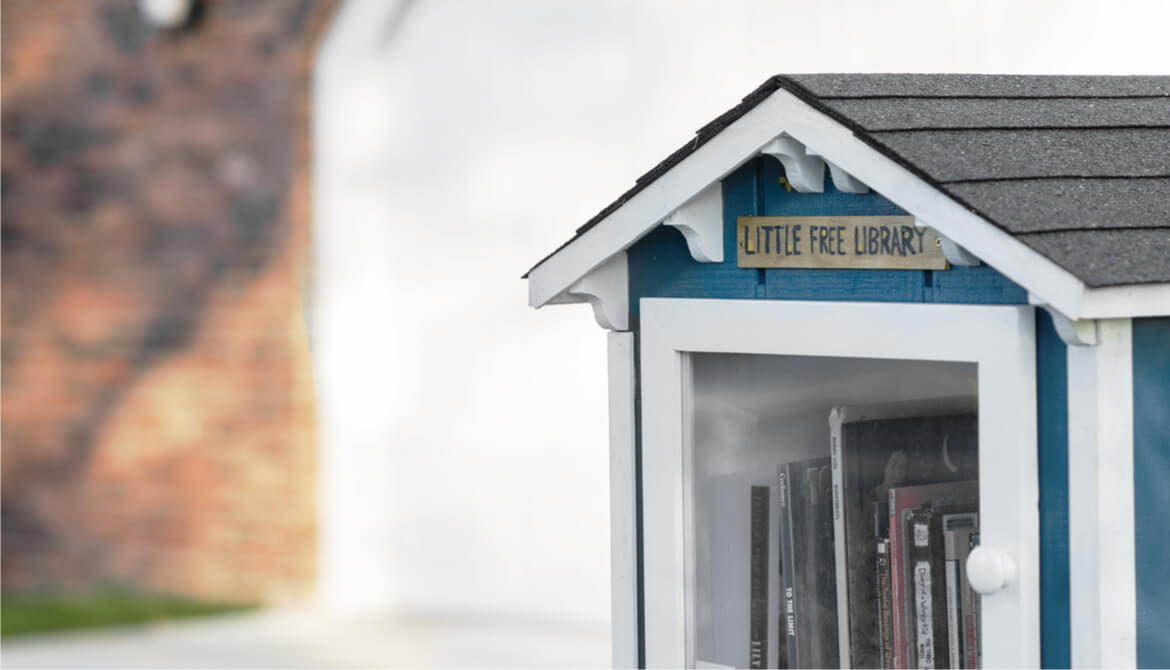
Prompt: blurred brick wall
<box><xmin>1</xmin><ymin>0</ymin><xmax>337</xmax><ymax>602</ymax></box>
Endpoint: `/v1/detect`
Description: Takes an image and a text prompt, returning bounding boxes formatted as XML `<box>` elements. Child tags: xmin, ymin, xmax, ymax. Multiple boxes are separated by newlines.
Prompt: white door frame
<box><xmin>639</xmin><ymin>298</ymin><xmax>1039</xmax><ymax>668</ymax></box>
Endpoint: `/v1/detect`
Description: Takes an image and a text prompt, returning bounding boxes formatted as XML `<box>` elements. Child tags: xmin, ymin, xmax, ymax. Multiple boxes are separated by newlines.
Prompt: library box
<box><xmin>525</xmin><ymin>75</ymin><xmax>1170</xmax><ymax>669</ymax></box>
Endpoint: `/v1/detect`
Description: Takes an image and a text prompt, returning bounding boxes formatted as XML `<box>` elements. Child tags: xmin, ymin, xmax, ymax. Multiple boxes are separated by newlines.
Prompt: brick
<box><xmin>1</xmin><ymin>0</ymin><xmax>337</xmax><ymax>602</ymax></box>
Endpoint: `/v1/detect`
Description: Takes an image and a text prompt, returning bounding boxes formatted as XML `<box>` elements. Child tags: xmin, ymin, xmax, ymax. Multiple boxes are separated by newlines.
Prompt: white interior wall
<box><xmin>310</xmin><ymin>0</ymin><xmax>1169</xmax><ymax>628</ymax></box>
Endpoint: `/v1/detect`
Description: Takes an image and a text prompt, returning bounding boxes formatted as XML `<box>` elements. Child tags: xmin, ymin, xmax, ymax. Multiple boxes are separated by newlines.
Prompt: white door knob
<box><xmin>967</xmin><ymin>546</ymin><xmax>1016</xmax><ymax>595</ymax></box>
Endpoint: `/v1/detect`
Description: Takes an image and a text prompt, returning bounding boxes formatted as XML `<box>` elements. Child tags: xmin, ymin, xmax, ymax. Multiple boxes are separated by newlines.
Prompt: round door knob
<box><xmin>967</xmin><ymin>546</ymin><xmax>1016</xmax><ymax>595</ymax></box>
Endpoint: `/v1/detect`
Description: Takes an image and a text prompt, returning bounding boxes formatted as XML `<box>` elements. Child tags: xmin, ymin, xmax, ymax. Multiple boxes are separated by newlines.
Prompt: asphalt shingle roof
<box><xmin>528</xmin><ymin>74</ymin><xmax>1170</xmax><ymax>287</ymax></box>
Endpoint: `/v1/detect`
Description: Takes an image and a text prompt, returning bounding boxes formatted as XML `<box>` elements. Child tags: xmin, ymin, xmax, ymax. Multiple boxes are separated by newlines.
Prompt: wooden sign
<box><xmin>737</xmin><ymin>216</ymin><xmax>948</xmax><ymax>270</ymax></box>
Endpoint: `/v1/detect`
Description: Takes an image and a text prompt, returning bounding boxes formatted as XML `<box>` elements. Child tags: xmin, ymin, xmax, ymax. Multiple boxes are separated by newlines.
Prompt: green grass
<box><xmin>1</xmin><ymin>591</ymin><xmax>258</xmax><ymax>638</ymax></box>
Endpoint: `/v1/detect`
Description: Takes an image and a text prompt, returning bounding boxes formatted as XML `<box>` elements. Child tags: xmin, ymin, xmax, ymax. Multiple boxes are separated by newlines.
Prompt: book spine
<box><xmin>908</xmin><ymin>511</ymin><xmax>936</xmax><ymax>669</ymax></box>
<box><xmin>749</xmin><ymin>486</ymin><xmax>770</xmax><ymax>669</ymax></box>
<box><xmin>958</xmin><ymin>525</ymin><xmax>979</xmax><ymax>669</ymax></box>
<box><xmin>876</xmin><ymin>539</ymin><xmax>893</xmax><ymax>668</ymax></box>
<box><xmin>961</xmin><ymin>568</ymin><xmax>978</xmax><ymax>667</ymax></box>
<box><xmin>803</xmin><ymin>459</ymin><xmax>839</xmax><ymax>669</ymax></box>
<box><xmin>944</xmin><ymin>513</ymin><xmax>978</xmax><ymax>669</ymax></box>
<box><xmin>779</xmin><ymin>465</ymin><xmax>800</xmax><ymax>668</ymax></box>
<box><xmin>828</xmin><ymin>408</ymin><xmax>850</xmax><ymax>668</ymax></box>
<box><xmin>769</xmin><ymin>484</ymin><xmax>785</xmax><ymax>669</ymax></box>
<box><xmin>969</xmin><ymin>533</ymin><xmax>982</xmax><ymax>670</ymax></box>
<box><xmin>888</xmin><ymin>493</ymin><xmax>904</xmax><ymax>669</ymax></box>
<box><xmin>945</xmin><ymin>553</ymin><xmax>960</xmax><ymax>669</ymax></box>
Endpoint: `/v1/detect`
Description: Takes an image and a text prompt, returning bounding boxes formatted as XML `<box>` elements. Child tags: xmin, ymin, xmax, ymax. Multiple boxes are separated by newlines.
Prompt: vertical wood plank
<box><xmin>609</xmin><ymin>331</ymin><xmax>639</xmax><ymax>668</ymax></box>
<box><xmin>1133</xmin><ymin>318</ymin><xmax>1170</xmax><ymax>669</ymax></box>
<box><xmin>1036</xmin><ymin>309</ymin><xmax>1071</xmax><ymax>668</ymax></box>
<box><xmin>1068</xmin><ymin>319</ymin><xmax>1136</xmax><ymax>669</ymax></box>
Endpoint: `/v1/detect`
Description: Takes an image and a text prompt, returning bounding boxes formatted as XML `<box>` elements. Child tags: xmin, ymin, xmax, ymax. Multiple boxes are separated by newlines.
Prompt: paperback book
<box><xmin>889</xmin><ymin>482</ymin><xmax>978</xmax><ymax>668</ymax></box>
<box><xmin>778</xmin><ymin>456</ymin><xmax>839</xmax><ymax>669</ymax></box>
<box><xmin>829</xmin><ymin>408</ymin><xmax>978</xmax><ymax>668</ymax></box>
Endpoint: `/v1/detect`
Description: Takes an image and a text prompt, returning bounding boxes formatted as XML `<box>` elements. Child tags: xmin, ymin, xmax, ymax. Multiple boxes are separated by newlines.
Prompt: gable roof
<box><xmin>527</xmin><ymin>75</ymin><xmax>1170</xmax><ymax>318</ymax></box>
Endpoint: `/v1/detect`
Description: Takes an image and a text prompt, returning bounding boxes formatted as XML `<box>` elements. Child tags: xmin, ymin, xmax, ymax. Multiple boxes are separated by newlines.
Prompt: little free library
<box><xmin>525</xmin><ymin>75</ymin><xmax>1170</xmax><ymax>669</ymax></box>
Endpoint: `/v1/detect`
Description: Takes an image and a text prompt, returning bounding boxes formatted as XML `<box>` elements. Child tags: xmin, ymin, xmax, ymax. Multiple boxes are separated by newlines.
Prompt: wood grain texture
<box><xmin>737</xmin><ymin>216</ymin><xmax>948</xmax><ymax>270</ymax></box>
<box><xmin>628</xmin><ymin>157</ymin><xmax>1027</xmax><ymax>315</ymax></box>
<box><xmin>1133</xmin><ymin>318</ymin><xmax>1170</xmax><ymax>669</ymax></box>
<box><xmin>1035</xmin><ymin>309</ymin><xmax>1071</xmax><ymax>669</ymax></box>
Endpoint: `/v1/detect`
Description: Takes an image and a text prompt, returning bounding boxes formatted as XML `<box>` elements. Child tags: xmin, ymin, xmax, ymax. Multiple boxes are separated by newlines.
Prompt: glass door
<box><xmin>689</xmin><ymin>353</ymin><xmax>980</xmax><ymax>669</ymax></box>
<box><xmin>639</xmin><ymin>299</ymin><xmax>1038</xmax><ymax>669</ymax></box>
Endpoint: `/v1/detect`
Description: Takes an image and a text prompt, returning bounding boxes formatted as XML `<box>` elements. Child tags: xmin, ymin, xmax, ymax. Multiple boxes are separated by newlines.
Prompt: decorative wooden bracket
<box><xmin>805</xmin><ymin>148</ymin><xmax>870</xmax><ymax>193</ymax></box>
<box><xmin>1032</xmin><ymin>297</ymin><xmax>1098</xmax><ymax>346</ymax></box>
<box><xmin>760</xmin><ymin>135</ymin><xmax>825</xmax><ymax>193</ymax></box>
<box><xmin>663</xmin><ymin>182</ymin><xmax>723</xmax><ymax>263</ymax></box>
<box><xmin>826</xmin><ymin>160</ymin><xmax>870</xmax><ymax>193</ymax></box>
<box><xmin>939</xmin><ymin>237</ymin><xmax>981</xmax><ymax>267</ymax></box>
<box><xmin>556</xmin><ymin>252</ymin><xmax>629</xmax><ymax>331</ymax></box>
<box><xmin>915</xmin><ymin>218</ymin><xmax>981</xmax><ymax>266</ymax></box>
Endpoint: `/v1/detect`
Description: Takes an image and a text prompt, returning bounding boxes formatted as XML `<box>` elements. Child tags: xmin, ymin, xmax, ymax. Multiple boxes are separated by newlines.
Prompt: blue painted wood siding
<box><xmin>1134</xmin><ymin>317</ymin><xmax>1170</xmax><ymax>668</ymax></box>
<box><xmin>628</xmin><ymin>157</ymin><xmax>1027</xmax><ymax>321</ymax></box>
<box><xmin>627</xmin><ymin>157</ymin><xmax>1071</xmax><ymax>666</ymax></box>
<box><xmin>1036</xmin><ymin>309</ymin><xmax>1071</xmax><ymax>669</ymax></box>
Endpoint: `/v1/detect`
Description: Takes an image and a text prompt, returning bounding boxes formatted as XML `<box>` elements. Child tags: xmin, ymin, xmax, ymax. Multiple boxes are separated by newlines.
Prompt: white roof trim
<box><xmin>528</xmin><ymin>88</ymin><xmax>1170</xmax><ymax>320</ymax></box>
<box><xmin>551</xmin><ymin>252</ymin><xmax>629</xmax><ymax>331</ymax></box>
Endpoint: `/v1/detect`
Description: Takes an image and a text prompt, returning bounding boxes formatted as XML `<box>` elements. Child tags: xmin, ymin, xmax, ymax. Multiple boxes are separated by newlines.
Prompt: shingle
<box><xmin>527</xmin><ymin>74</ymin><xmax>1170</xmax><ymax>289</ymax></box>
<box><xmin>787</xmin><ymin>74</ymin><xmax>1170</xmax><ymax>98</ymax></box>
<box><xmin>823</xmin><ymin>97</ymin><xmax>1170</xmax><ymax>130</ymax></box>
<box><xmin>1017</xmin><ymin>228</ymin><xmax>1170</xmax><ymax>286</ymax></box>
<box><xmin>869</xmin><ymin>128</ymin><xmax>1170</xmax><ymax>181</ymax></box>
<box><xmin>943</xmin><ymin>179</ymin><xmax>1170</xmax><ymax>233</ymax></box>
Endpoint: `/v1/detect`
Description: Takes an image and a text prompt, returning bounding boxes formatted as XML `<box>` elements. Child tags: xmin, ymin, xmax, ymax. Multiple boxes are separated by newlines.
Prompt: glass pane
<box><xmin>689</xmin><ymin>353</ymin><xmax>981</xmax><ymax>669</ymax></box>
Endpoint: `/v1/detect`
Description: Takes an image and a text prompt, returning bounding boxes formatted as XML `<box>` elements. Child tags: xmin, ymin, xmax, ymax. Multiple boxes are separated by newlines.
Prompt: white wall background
<box><xmin>311</xmin><ymin>0</ymin><xmax>1169</xmax><ymax>630</ymax></box>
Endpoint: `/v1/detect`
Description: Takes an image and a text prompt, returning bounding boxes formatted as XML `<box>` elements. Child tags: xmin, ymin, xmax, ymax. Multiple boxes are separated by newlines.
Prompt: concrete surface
<box><xmin>0</xmin><ymin>608</ymin><xmax>610</xmax><ymax>668</ymax></box>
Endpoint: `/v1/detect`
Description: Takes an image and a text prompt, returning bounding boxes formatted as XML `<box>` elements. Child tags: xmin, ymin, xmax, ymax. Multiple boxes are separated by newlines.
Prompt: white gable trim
<box><xmin>1078</xmin><ymin>283</ymin><xmax>1170</xmax><ymax>319</ymax></box>
<box><xmin>528</xmin><ymin>92</ymin><xmax>794</xmax><ymax>308</ymax></box>
<box><xmin>528</xmin><ymin>88</ymin><xmax>1170</xmax><ymax>320</ymax></box>
<box><xmin>548</xmin><ymin>252</ymin><xmax>629</xmax><ymax>331</ymax></box>
<box><xmin>663</xmin><ymin>182</ymin><xmax>724</xmax><ymax>263</ymax></box>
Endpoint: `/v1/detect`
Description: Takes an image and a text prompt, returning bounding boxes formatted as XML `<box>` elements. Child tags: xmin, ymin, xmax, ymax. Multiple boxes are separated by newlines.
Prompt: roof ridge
<box><xmin>871</xmin><ymin>125</ymin><xmax>1170</xmax><ymax>132</ymax></box>
<box><xmin>525</xmin><ymin>74</ymin><xmax>1170</xmax><ymax>281</ymax></box>
<box><xmin>817</xmin><ymin>94</ymin><xmax>1170</xmax><ymax>100</ymax></box>
<box><xmin>943</xmin><ymin>175</ymin><xmax>1170</xmax><ymax>184</ymax></box>
<box><xmin>1017</xmin><ymin>225</ymin><xmax>1170</xmax><ymax>235</ymax></box>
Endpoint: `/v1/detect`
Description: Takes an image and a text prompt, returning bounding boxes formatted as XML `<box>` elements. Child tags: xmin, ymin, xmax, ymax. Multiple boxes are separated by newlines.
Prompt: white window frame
<box><xmin>639</xmin><ymin>298</ymin><xmax>1039</xmax><ymax>668</ymax></box>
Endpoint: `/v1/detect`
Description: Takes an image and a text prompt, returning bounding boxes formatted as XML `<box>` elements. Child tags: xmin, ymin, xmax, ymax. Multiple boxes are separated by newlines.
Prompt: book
<box><xmin>749</xmin><ymin>486</ymin><xmax>770</xmax><ymax>669</ymax></box>
<box><xmin>779</xmin><ymin>464</ymin><xmax>800</xmax><ymax>668</ymax></box>
<box><xmin>772</xmin><ymin>484</ymin><xmax>787</xmax><ymax>670</ymax></box>
<box><xmin>779</xmin><ymin>457</ymin><xmax>839</xmax><ymax>669</ymax></box>
<box><xmin>905</xmin><ymin>506</ymin><xmax>948</xmax><ymax>669</ymax></box>
<box><xmin>969</xmin><ymin>533</ymin><xmax>982</xmax><ymax>669</ymax></box>
<box><xmin>889</xmin><ymin>482</ymin><xmax>978</xmax><ymax>669</ymax></box>
<box><xmin>701</xmin><ymin>474</ymin><xmax>771</xmax><ymax>668</ymax></box>
<box><xmin>875</xmin><ymin>537</ymin><xmax>894</xmax><ymax>668</ymax></box>
<box><xmin>873</xmin><ymin>500</ymin><xmax>893</xmax><ymax>668</ymax></box>
<box><xmin>831</xmin><ymin>409</ymin><xmax>978</xmax><ymax>669</ymax></box>
<box><xmin>943</xmin><ymin>512</ymin><xmax>978</xmax><ymax>669</ymax></box>
<box><xmin>698</xmin><ymin>475</ymin><xmax>786</xmax><ymax>669</ymax></box>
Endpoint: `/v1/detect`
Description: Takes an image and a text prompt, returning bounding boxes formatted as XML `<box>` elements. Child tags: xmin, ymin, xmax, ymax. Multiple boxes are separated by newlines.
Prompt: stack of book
<box><xmin>707</xmin><ymin>409</ymin><xmax>984</xmax><ymax>669</ymax></box>
<box><xmin>832</xmin><ymin>408</ymin><xmax>984</xmax><ymax>670</ymax></box>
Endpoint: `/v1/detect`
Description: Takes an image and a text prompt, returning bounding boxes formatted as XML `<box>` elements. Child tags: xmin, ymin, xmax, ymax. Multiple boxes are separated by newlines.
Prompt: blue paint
<box><xmin>1035</xmin><ymin>309</ymin><xmax>1071</xmax><ymax>668</ymax></box>
<box><xmin>1133</xmin><ymin>318</ymin><xmax>1170</xmax><ymax>668</ymax></box>
<box><xmin>627</xmin><ymin>157</ymin><xmax>1027</xmax><ymax>314</ymax></box>
<box><xmin>931</xmin><ymin>264</ymin><xmax>1029</xmax><ymax>304</ymax></box>
<box><xmin>756</xmin><ymin>152</ymin><xmax>905</xmax><ymax>218</ymax></box>
<box><xmin>624</xmin><ymin>156</ymin><xmax>1040</xmax><ymax>665</ymax></box>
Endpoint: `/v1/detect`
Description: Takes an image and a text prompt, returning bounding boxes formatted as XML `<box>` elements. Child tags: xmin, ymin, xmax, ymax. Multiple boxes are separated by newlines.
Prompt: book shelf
<box><xmin>690</xmin><ymin>353</ymin><xmax>979</xmax><ymax>669</ymax></box>
<box><xmin>641</xmin><ymin>299</ymin><xmax>1038</xmax><ymax>668</ymax></box>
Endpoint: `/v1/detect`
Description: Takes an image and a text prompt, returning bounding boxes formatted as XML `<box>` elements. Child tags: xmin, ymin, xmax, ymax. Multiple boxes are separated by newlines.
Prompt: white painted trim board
<box><xmin>639</xmin><ymin>298</ymin><xmax>1040</xmax><ymax>668</ymax></box>
<box><xmin>608</xmin><ymin>331</ymin><xmax>640</xmax><ymax>668</ymax></box>
<box><xmin>1067</xmin><ymin>319</ymin><xmax>1137</xmax><ymax>669</ymax></box>
<box><xmin>528</xmin><ymin>89</ymin><xmax>1170</xmax><ymax>320</ymax></box>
